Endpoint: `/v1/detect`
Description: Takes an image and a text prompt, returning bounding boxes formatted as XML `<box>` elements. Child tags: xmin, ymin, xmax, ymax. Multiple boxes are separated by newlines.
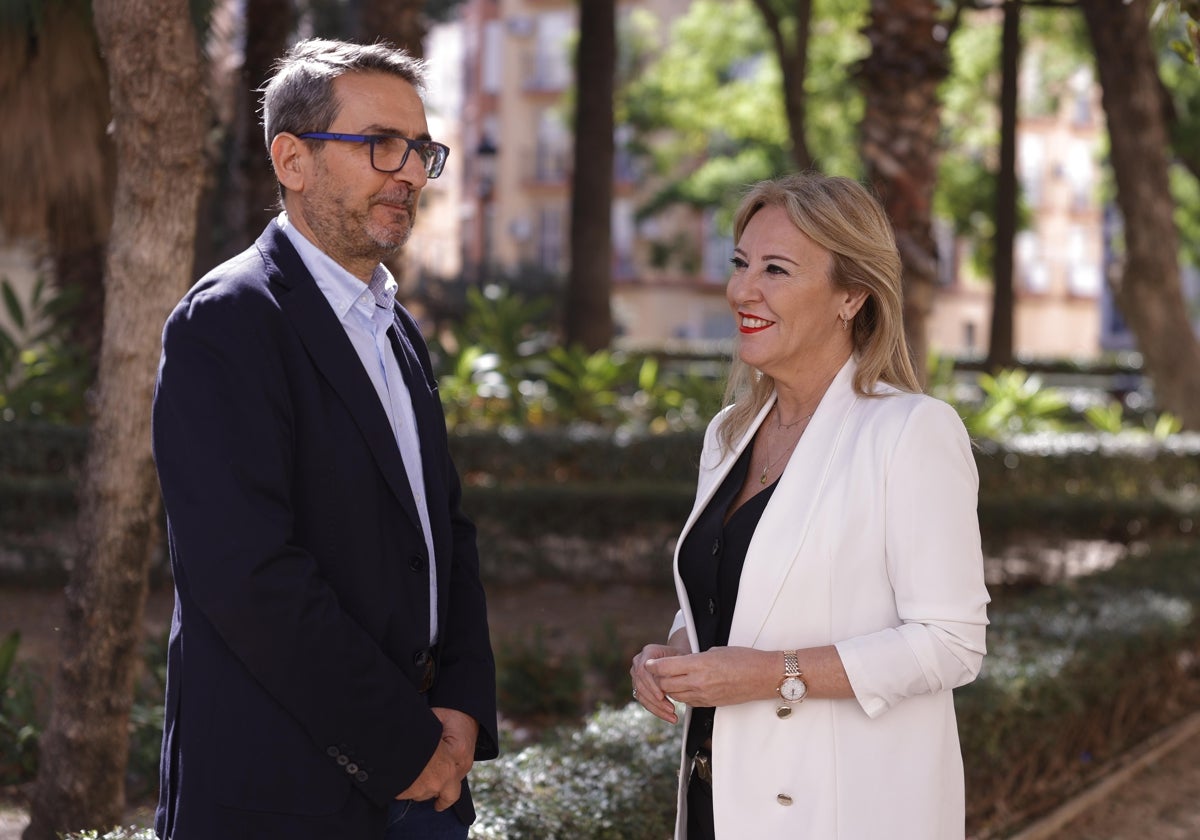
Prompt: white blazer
<box><xmin>670</xmin><ymin>357</ymin><xmax>990</xmax><ymax>839</ymax></box>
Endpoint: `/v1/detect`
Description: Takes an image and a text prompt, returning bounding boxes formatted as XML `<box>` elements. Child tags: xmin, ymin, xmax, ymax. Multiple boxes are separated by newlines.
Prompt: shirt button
<box><xmin>707</xmin><ymin>598</ymin><xmax>717</xmax><ymax>615</ymax></box>
<box><xmin>711</xmin><ymin>539</ymin><xmax>720</xmax><ymax>556</ymax></box>
<box><xmin>777</xmin><ymin>794</ymin><xmax>794</xmax><ymax>806</ymax></box>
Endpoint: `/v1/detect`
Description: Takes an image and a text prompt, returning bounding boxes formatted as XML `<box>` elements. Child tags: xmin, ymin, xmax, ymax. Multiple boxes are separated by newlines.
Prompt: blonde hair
<box><xmin>718</xmin><ymin>172</ymin><xmax>920</xmax><ymax>452</ymax></box>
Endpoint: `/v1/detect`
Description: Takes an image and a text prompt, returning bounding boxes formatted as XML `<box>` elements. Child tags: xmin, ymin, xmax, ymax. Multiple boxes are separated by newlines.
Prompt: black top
<box><xmin>678</xmin><ymin>444</ymin><xmax>779</xmax><ymax>757</ymax></box>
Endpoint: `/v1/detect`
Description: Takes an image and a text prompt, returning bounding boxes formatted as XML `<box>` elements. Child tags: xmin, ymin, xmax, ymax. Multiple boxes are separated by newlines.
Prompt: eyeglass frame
<box><xmin>297</xmin><ymin>132</ymin><xmax>451</xmax><ymax>179</ymax></box>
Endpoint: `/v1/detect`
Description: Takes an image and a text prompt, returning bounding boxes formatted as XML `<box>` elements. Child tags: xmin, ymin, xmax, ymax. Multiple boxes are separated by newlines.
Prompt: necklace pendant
<box><xmin>759</xmin><ymin>469</ymin><xmax>768</xmax><ymax>484</ymax></box>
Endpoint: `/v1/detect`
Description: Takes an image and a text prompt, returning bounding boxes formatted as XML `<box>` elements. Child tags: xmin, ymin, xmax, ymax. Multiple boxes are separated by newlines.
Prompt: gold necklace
<box><xmin>759</xmin><ymin>437</ymin><xmax>799</xmax><ymax>484</ymax></box>
<box><xmin>759</xmin><ymin>405</ymin><xmax>815</xmax><ymax>483</ymax></box>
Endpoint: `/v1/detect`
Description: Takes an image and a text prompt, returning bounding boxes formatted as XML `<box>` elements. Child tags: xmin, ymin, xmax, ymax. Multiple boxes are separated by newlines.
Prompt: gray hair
<box><xmin>260</xmin><ymin>38</ymin><xmax>428</xmax><ymax>150</ymax></box>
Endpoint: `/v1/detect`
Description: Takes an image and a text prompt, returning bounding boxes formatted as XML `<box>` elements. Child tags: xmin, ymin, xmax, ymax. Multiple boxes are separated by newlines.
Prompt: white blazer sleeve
<box><xmin>835</xmin><ymin>398</ymin><xmax>990</xmax><ymax>719</ymax></box>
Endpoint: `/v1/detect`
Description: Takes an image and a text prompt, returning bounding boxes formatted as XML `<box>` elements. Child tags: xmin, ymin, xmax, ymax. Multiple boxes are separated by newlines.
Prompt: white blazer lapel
<box><xmin>728</xmin><ymin>357</ymin><xmax>860</xmax><ymax>648</ymax></box>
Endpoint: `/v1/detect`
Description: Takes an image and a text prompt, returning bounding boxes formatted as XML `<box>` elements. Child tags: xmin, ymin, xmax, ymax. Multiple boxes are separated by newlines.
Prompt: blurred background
<box><xmin>2</xmin><ymin>1</ymin><xmax>1200</xmax><ymax>838</ymax></box>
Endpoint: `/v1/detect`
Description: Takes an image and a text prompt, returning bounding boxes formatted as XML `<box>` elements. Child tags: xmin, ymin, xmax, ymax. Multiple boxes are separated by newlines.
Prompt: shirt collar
<box><xmin>277</xmin><ymin>211</ymin><xmax>397</xmax><ymax>321</ymax></box>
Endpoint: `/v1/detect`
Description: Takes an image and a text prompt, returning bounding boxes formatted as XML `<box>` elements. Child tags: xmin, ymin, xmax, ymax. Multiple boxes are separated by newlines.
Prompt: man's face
<box><xmin>286</xmin><ymin>72</ymin><xmax>432</xmax><ymax>279</ymax></box>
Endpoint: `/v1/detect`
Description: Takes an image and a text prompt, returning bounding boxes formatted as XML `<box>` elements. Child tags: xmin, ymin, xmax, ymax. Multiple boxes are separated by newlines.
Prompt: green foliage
<box><xmin>0</xmin><ymin>631</ymin><xmax>42</xmax><ymax>785</ymax></box>
<box><xmin>621</xmin><ymin>0</ymin><xmax>865</xmax><ymax>227</ymax></box>
<box><xmin>1084</xmin><ymin>400</ymin><xmax>1125</xmax><ymax>434</ymax></box>
<box><xmin>432</xmin><ymin>285</ymin><xmax>726</xmax><ymax>433</ymax></box>
<box><xmin>0</xmin><ymin>276</ymin><xmax>91</xmax><ymax>424</ymax></box>
<box><xmin>959</xmin><ymin>541</ymin><xmax>1200</xmax><ymax>834</ymax></box>
<box><xmin>469</xmin><ymin>703</ymin><xmax>680</xmax><ymax>840</ymax></box>
<box><xmin>495</xmin><ymin>626</ymin><xmax>584</xmax><ymax>718</ymax></box>
<box><xmin>962</xmin><ymin>369</ymin><xmax>1069</xmax><ymax>438</ymax></box>
<box><xmin>535</xmin><ymin>346</ymin><xmax>637</xmax><ymax>425</ymax></box>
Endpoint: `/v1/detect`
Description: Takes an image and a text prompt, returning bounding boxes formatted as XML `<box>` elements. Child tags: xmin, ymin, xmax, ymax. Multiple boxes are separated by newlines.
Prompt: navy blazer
<box><xmin>152</xmin><ymin>221</ymin><xmax>498</xmax><ymax>839</ymax></box>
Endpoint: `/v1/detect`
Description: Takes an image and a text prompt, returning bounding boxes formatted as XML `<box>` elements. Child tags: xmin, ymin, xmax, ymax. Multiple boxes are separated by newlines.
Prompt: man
<box><xmin>152</xmin><ymin>39</ymin><xmax>497</xmax><ymax>839</ymax></box>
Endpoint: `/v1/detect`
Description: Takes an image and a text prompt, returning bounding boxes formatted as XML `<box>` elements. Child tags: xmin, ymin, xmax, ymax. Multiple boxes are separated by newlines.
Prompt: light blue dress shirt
<box><xmin>279</xmin><ymin>213</ymin><xmax>438</xmax><ymax>645</ymax></box>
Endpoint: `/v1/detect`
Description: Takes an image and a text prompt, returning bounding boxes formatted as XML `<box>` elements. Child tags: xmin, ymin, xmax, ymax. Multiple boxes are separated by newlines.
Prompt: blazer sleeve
<box><xmin>834</xmin><ymin>398</ymin><xmax>990</xmax><ymax>719</ymax></box>
<box><xmin>153</xmin><ymin>286</ymin><xmax>442</xmax><ymax>804</ymax></box>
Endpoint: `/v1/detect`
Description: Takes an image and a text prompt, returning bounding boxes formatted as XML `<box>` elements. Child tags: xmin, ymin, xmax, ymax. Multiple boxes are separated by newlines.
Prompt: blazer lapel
<box><xmin>260</xmin><ymin>223</ymin><xmax>423</xmax><ymax>531</ymax></box>
<box><xmin>728</xmin><ymin>356</ymin><xmax>861</xmax><ymax>648</ymax></box>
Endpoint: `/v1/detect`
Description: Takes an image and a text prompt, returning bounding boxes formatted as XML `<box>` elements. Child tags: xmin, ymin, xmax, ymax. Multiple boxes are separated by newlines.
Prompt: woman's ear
<box><xmin>270</xmin><ymin>133</ymin><xmax>306</xmax><ymax>193</ymax></box>
<box><xmin>842</xmin><ymin>287</ymin><xmax>869</xmax><ymax>321</ymax></box>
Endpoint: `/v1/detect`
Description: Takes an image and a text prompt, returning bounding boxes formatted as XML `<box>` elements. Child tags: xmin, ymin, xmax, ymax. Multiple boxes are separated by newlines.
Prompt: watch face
<box><xmin>780</xmin><ymin>676</ymin><xmax>808</xmax><ymax>702</ymax></box>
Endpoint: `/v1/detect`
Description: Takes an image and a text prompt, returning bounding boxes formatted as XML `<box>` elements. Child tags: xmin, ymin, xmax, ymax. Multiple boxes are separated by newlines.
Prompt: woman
<box><xmin>630</xmin><ymin>172</ymin><xmax>990</xmax><ymax>840</ymax></box>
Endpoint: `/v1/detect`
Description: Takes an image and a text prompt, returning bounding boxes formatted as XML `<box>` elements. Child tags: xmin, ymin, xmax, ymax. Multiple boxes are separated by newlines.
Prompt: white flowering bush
<box><xmin>470</xmin><ymin>703</ymin><xmax>680</xmax><ymax>839</ymax></box>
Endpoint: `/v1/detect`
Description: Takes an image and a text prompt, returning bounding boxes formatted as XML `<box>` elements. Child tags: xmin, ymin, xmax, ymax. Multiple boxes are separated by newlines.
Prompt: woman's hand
<box><xmin>645</xmin><ymin>646</ymin><xmax>777</xmax><ymax>709</ymax></box>
<box><xmin>631</xmin><ymin>641</ymin><xmax>687</xmax><ymax>723</ymax></box>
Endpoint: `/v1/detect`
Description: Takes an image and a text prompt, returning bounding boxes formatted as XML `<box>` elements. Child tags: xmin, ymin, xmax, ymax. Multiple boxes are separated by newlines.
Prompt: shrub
<box><xmin>470</xmin><ymin>704</ymin><xmax>680</xmax><ymax>840</ymax></box>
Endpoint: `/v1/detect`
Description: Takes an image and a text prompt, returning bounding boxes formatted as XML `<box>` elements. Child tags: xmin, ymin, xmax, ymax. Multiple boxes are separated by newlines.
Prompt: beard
<box><xmin>298</xmin><ymin>173</ymin><xmax>420</xmax><ymax>273</ymax></box>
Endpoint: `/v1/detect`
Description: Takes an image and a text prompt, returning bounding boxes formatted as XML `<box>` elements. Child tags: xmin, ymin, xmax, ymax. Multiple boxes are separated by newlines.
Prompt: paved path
<box><xmin>1012</xmin><ymin>711</ymin><xmax>1200</xmax><ymax>840</ymax></box>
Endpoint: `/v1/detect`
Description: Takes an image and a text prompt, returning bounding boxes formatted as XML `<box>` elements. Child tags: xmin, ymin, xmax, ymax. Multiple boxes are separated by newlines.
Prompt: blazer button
<box><xmin>410</xmin><ymin>555</ymin><xmax>426</xmax><ymax>571</ymax></box>
<box><xmin>336</xmin><ymin>754</ymin><xmax>349</xmax><ymax>766</ymax></box>
<box><xmin>326</xmin><ymin>746</ymin><xmax>340</xmax><ymax>758</ymax></box>
<box><xmin>355</xmin><ymin>770</ymin><xmax>369</xmax><ymax>782</ymax></box>
<box><xmin>711</xmin><ymin>539</ymin><xmax>720</xmax><ymax>556</ymax></box>
<box><xmin>346</xmin><ymin>763</ymin><xmax>358</xmax><ymax>774</ymax></box>
<box><xmin>707</xmin><ymin>598</ymin><xmax>717</xmax><ymax>615</ymax></box>
<box><xmin>414</xmin><ymin>649</ymin><xmax>430</xmax><ymax>667</ymax></box>
<box><xmin>777</xmin><ymin>793</ymin><xmax>794</xmax><ymax>806</ymax></box>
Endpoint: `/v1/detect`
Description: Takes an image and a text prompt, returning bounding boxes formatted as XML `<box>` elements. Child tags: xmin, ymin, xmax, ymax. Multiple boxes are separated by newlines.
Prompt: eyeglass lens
<box><xmin>371</xmin><ymin>137</ymin><xmax>448</xmax><ymax>178</ymax></box>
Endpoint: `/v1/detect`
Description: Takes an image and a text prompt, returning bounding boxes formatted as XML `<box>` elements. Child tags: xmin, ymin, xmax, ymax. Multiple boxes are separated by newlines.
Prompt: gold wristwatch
<box><xmin>776</xmin><ymin>650</ymin><xmax>808</xmax><ymax>719</ymax></box>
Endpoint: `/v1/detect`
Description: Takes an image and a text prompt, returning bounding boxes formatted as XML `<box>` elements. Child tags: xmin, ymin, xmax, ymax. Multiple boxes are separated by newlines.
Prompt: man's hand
<box><xmin>432</xmin><ymin>707</ymin><xmax>478</xmax><ymax>779</ymax></box>
<box><xmin>395</xmin><ymin>709</ymin><xmax>480</xmax><ymax>811</ymax></box>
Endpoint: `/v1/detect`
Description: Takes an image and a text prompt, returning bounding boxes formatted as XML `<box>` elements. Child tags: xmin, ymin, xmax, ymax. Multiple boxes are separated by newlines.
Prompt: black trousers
<box><xmin>686</xmin><ymin>765</ymin><xmax>716</xmax><ymax>840</ymax></box>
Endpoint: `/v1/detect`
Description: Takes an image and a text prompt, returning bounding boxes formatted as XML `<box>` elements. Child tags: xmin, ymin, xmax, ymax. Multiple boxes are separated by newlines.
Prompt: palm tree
<box><xmin>0</xmin><ymin>0</ymin><xmax>113</xmax><ymax>362</ymax></box>
<box><xmin>859</xmin><ymin>0</ymin><xmax>961</xmax><ymax>383</ymax></box>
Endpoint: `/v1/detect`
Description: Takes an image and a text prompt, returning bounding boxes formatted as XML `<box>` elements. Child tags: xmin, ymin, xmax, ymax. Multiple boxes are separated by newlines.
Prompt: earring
<box><xmin>839</xmin><ymin>316</ymin><xmax>848</xmax><ymax>331</ymax></box>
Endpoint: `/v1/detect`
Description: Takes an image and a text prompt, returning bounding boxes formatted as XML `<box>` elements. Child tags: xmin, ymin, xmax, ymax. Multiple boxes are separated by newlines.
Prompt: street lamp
<box><xmin>476</xmin><ymin>136</ymin><xmax>498</xmax><ymax>286</ymax></box>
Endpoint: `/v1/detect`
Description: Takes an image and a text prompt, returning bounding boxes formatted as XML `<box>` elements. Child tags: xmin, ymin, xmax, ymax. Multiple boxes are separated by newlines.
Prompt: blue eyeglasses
<box><xmin>298</xmin><ymin>132</ymin><xmax>450</xmax><ymax>179</ymax></box>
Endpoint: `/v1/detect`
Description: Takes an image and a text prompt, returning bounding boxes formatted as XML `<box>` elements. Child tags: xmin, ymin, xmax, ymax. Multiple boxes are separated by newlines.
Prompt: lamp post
<box><xmin>476</xmin><ymin>136</ymin><xmax>498</xmax><ymax>287</ymax></box>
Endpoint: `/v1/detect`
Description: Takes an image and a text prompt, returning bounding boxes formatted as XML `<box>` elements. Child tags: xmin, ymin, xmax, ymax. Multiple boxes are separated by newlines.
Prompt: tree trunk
<box><xmin>988</xmin><ymin>0</ymin><xmax>1020</xmax><ymax>371</ymax></box>
<box><xmin>858</xmin><ymin>0</ymin><xmax>951</xmax><ymax>385</ymax></box>
<box><xmin>1080</xmin><ymin>0</ymin><xmax>1200</xmax><ymax>429</ymax></box>
<box><xmin>360</xmin><ymin>0</ymin><xmax>427</xmax><ymax>58</ymax></box>
<box><xmin>22</xmin><ymin>0</ymin><xmax>209</xmax><ymax>836</ymax></box>
<box><xmin>751</xmin><ymin>0</ymin><xmax>816</xmax><ymax>171</ymax></box>
<box><xmin>226</xmin><ymin>0</ymin><xmax>295</xmax><ymax>257</ymax></box>
<box><xmin>564</xmin><ymin>0</ymin><xmax>615</xmax><ymax>351</ymax></box>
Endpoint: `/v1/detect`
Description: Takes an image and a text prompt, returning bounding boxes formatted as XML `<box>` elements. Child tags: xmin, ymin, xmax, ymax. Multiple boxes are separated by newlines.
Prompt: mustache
<box><xmin>372</xmin><ymin>191</ymin><xmax>416</xmax><ymax>212</ymax></box>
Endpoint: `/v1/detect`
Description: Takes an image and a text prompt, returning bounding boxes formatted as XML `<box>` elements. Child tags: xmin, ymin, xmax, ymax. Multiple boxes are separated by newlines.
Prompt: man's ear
<box><xmin>270</xmin><ymin>133</ymin><xmax>306</xmax><ymax>193</ymax></box>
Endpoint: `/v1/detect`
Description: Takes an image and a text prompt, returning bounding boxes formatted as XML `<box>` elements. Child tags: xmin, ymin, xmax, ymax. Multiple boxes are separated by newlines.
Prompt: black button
<box><xmin>326</xmin><ymin>746</ymin><xmax>340</xmax><ymax>757</ymax></box>
<box><xmin>410</xmin><ymin>555</ymin><xmax>426</xmax><ymax>571</ymax></box>
<box><xmin>414</xmin><ymin>649</ymin><xmax>430</xmax><ymax>667</ymax></box>
<box><xmin>711</xmin><ymin>539</ymin><xmax>720</xmax><ymax>556</ymax></box>
<box><xmin>355</xmin><ymin>770</ymin><xmax>369</xmax><ymax>782</ymax></box>
<box><xmin>336</xmin><ymin>754</ymin><xmax>349</xmax><ymax>766</ymax></box>
<box><xmin>346</xmin><ymin>763</ymin><xmax>358</xmax><ymax>774</ymax></box>
<box><xmin>707</xmin><ymin>598</ymin><xmax>717</xmax><ymax>614</ymax></box>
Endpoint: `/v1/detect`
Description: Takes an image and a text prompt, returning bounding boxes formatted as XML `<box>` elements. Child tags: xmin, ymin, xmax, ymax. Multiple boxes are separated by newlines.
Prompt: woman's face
<box><xmin>727</xmin><ymin>204</ymin><xmax>857</xmax><ymax>382</ymax></box>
